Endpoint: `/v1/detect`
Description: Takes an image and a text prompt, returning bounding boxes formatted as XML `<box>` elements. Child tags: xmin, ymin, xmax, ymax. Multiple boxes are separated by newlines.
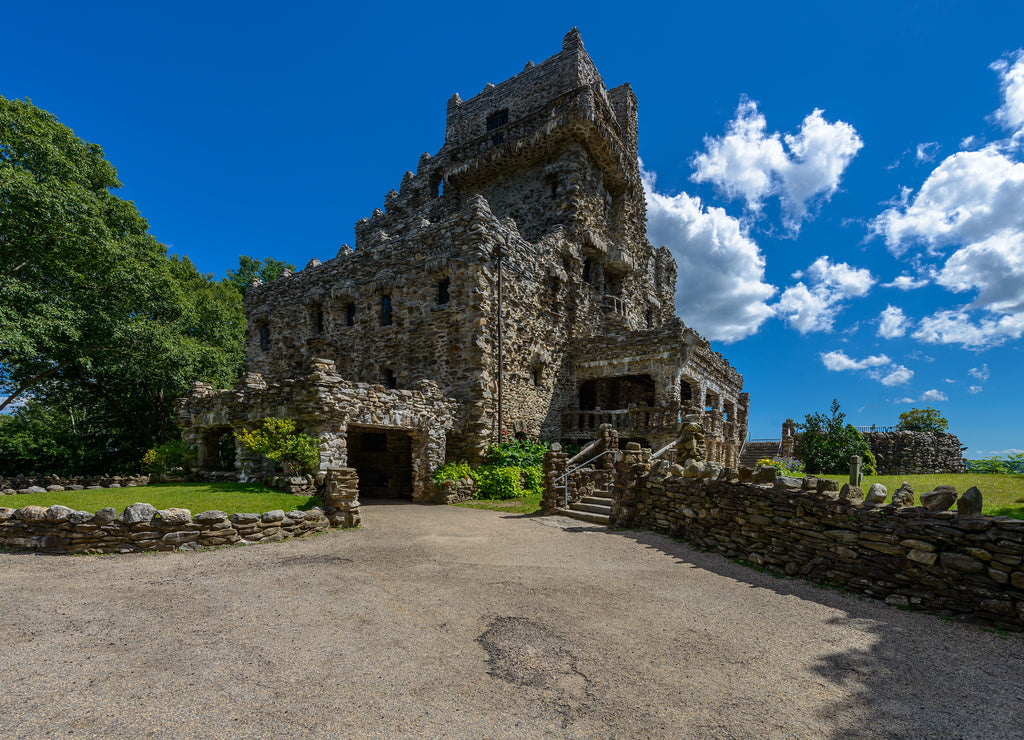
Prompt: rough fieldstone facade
<box><xmin>178</xmin><ymin>29</ymin><xmax>747</xmax><ymax>500</ymax></box>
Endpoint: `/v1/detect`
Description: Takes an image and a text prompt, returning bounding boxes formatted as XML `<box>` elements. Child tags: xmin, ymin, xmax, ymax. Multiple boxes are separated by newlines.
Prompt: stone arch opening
<box><xmin>347</xmin><ymin>426</ymin><xmax>413</xmax><ymax>500</ymax></box>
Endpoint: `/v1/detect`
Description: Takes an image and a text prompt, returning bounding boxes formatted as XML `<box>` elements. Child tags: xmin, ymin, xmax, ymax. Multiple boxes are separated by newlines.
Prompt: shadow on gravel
<box><xmin>572</xmin><ymin>523</ymin><xmax>1024</xmax><ymax>739</ymax></box>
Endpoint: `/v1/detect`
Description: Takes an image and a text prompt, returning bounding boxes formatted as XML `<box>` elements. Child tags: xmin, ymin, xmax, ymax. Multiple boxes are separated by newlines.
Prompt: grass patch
<box><xmin>0</xmin><ymin>482</ymin><xmax>319</xmax><ymax>515</ymax></box>
<box><xmin>860</xmin><ymin>473</ymin><xmax>1024</xmax><ymax>519</ymax></box>
<box><xmin>454</xmin><ymin>489</ymin><xmax>543</xmax><ymax>515</ymax></box>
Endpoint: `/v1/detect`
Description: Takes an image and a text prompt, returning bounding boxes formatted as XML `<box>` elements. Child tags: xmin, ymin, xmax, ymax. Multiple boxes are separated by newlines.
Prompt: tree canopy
<box><xmin>897</xmin><ymin>407</ymin><xmax>949</xmax><ymax>434</ymax></box>
<box><xmin>0</xmin><ymin>95</ymin><xmax>246</xmax><ymax>473</ymax></box>
<box><xmin>795</xmin><ymin>399</ymin><xmax>876</xmax><ymax>475</ymax></box>
<box><xmin>224</xmin><ymin>255</ymin><xmax>295</xmax><ymax>296</ymax></box>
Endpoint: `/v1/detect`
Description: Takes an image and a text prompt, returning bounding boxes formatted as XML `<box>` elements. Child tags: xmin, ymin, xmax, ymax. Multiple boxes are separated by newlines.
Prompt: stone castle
<box><xmin>177</xmin><ymin>29</ymin><xmax>748</xmax><ymax>502</ymax></box>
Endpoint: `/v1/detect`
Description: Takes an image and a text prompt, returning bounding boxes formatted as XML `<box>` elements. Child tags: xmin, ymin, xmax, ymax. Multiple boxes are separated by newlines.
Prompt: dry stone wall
<box><xmin>609</xmin><ymin>459</ymin><xmax>1024</xmax><ymax>631</ymax></box>
<box><xmin>864</xmin><ymin>430</ymin><xmax>967</xmax><ymax>474</ymax></box>
<box><xmin>0</xmin><ymin>502</ymin><xmax>331</xmax><ymax>554</ymax></box>
<box><xmin>1</xmin><ymin>475</ymin><xmax>149</xmax><ymax>494</ymax></box>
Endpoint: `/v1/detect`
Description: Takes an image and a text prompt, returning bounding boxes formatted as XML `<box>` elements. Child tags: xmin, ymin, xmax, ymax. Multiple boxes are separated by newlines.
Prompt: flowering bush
<box><xmin>756</xmin><ymin>456</ymin><xmax>805</xmax><ymax>475</ymax></box>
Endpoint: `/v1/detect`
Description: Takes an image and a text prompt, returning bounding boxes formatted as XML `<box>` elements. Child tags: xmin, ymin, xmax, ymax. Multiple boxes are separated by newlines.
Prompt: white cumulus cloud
<box><xmin>935</xmin><ymin>230</ymin><xmax>1024</xmax><ymax>313</ymax></box>
<box><xmin>877</xmin><ymin>305</ymin><xmax>908</xmax><ymax>339</ymax></box>
<box><xmin>921</xmin><ymin>389</ymin><xmax>948</xmax><ymax>402</ymax></box>
<box><xmin>642</xmin><ymin>167</ymin><xmax>777</xmax><ymax>343</ymax></box>
<box><xmin>968</xmin><ymin>385</ymin><xmax>983</xmax><ymax>394</ymax></box>
<box><xmin>912</xmin><ymin>310</ymin><xmax>1024</xmax><ymax>348</ymax></box>
<box><xmin>882</xmin><ymin>274</ymin><xmax>929</xmax><ymax>290</ymax></box>
<box><xmin>691</xmin><ymin>98</ymin><xmax>862</xmax><ymax>230</ymax></box>
<box><xmin>775</xmin><ymin>256</ymin><xmax>874</xmax><ymax>333</ymax></box>
<box><xmin>878</xmin><ymin>365</ymin><xmax>914</xmax><ymax>386</ymax></box>
<box><xmin>820</xmin><ymin>350</ymin><xmax>891</xmax><ymax>371</ymax></box>
<box><xmin>969</xmin><ymin>364</ymin><xmax>990</xmax><ymax>382</ymax></box>
<box><xmin>992</xmin><ymin>50</ymin><xmax>1024</xmax><ymax>136</ymax></box>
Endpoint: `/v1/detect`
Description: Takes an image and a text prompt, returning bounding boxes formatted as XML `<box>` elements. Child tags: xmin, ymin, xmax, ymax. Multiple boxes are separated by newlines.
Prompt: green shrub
<box><xmin>474</xmin><ymin>465</ymin><xmax>524</xmax><ymax>500</ymax></box>
<box><xmin>432</xmin><ymin>461</ymin><xmax>476</xmax><ymax>485</ymax></box>
<box><xmin>141</xmin><ymin>439</ymin><xmax>196</xmax><ymax>474</ymax></box>
<box><xmin>522</xmin><ymin>465</ymin><xmax>544</xmax><ymax>497</ymax></box>
<box><xmin>236</xmin><ymin>418</ymin><xmax>320</xmax><ymax>475</ymax></box>
<box><xmin>485</xmin><ymin>440</ymin><xmax>548</xmax><ymax>467</ymax></box>
<box><xmin>756</xmin><ymin>456</ymin><xmax>805</xmax><ymax>475</ymax></box>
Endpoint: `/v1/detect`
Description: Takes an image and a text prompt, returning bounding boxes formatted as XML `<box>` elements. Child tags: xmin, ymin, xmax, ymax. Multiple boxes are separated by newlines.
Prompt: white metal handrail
<box><xmin>554</xmin><ymin>448</ymin><xmax>617</xmax><ymax>509</ymax></box>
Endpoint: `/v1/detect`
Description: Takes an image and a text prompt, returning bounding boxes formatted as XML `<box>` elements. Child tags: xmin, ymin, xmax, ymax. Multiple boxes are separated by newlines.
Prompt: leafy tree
<box><xmin>897</xmin><ymin>407</ymin><xmax>949</xmax><ymax>434</ymax></box>
<box><xmin>224</xmin><ymin>255</ymin><xmax>295</xmax><ymax>296</ymax></box>
<box><xmin>796</xmin><ymin>399</ymin><xmax>876</xmax><ymax>475</ymax></box>
<box><xmin>236</xmin><ymin>418</ymin><xmax>320</xmax><ymax>475</ymax></box>
<box><xmin>0</xmin><ymin>96</ymin><xmax>246</xmax><ymax>473</ymax></box>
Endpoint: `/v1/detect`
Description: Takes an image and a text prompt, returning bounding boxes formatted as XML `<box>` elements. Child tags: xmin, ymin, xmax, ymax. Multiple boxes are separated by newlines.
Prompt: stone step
<box><xmin>571</xmin><ymin>502</ymin><xmax>611</xmax><ymax>515</ymax></box>
<box><xmin>553</xmin><ymin>507</ymin><xmax>610</xmax><ymax>525</ymax></box>
<box><xmin>580</xmin><ymin>495</ymin><xmax>614</xmax><ymax>506</ymax></box>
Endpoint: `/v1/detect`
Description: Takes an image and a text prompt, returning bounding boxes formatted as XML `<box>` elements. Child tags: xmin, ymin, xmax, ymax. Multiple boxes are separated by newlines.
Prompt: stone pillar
<box><xmin>849</xmin><ymin>455</ymin><xmax>862</xmax><ymax>487</ymax></box>
<box><xmin>781</xmin><ymin>419</ymin><xmax>797</xmax><ymax>458</ymax></box>
<box><xmin>542</xmin><ymin>443</ymin><xmax>569</xmax><ymax>512</ymax></box>
<box><xmin>596</xmin><ymin>423</ymin><xmax>619</xmax><ymax>471</ymax></box>
<box><xmin>609</xmin><ymin>441</ymin><xmax>651</xmax><ymax>528</ymax></box>
<box><xmin>322</xmin><ymin>467</ymin><xmax>361</xmax><ymax>527</ymax></box>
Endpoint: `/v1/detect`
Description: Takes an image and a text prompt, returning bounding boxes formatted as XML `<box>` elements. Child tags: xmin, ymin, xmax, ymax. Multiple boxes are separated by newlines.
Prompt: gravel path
<box><xmin>2</xmin><ymin>501</ymin><xmax>1023</xmax><ymax>739</ymax></box>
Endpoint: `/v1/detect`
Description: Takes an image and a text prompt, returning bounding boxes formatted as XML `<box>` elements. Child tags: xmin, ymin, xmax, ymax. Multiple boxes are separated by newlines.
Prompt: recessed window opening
<box><xmin>384</xmin><ymin>368</ymin><xmax>397</xmax><ymax>389</ymax></box>
<box><xmin>437</xmin><ymin>277</ymin><xmax>450</xmax><ymax>305</ymax></box>
<box><xmin>486</xmin><ymin>109</ymin><xmax>508</xmax><ymax>146</ymax></box>
<box><xmin>532</xmin><ymin>367</ymin><xmax>542</xmax><ymax>387</ymax></box>
<box><xmin>431</xmin><ymin>173</ymin><xmax>444</xmax><ymax>198</ymax></box>
<box><xmin>259</xmin><ymin>324</ymin><xmax>270</xmax><ymax>351</ymax></box>
<box><xmin>582</xmin><ymin>257</ymin><xmax>592</xmax><ymax>284</ymax></box>
<box><xmin>345</xmin><ymin>302</ymin><xmax>356</xmax><ymax>326</ymax></box>
<box><xmin>313</xmin><ymin>306</ymin><xmax>324</xmax><ymax>334</ymax></box>
<box><xmin>645</xmin><ymin>309</ymin><xmax>653</xmax><ymax>329</ymax></box>
<box><xmin>380</xmin><ymin>295</ymin><xmax>393</xmax><ymax>326</ymax></box>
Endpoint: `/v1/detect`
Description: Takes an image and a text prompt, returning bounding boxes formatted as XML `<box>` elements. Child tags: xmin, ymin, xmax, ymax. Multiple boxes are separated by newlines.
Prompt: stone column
<box><xmin>542</xmin><ymin>444</ymin><xmax>568</xmax><ymax>512</ymax></box>
<box><xmin>321</xmin><ymin>467</ymin><xmax>361</xmax><ymax>527</ymax></box>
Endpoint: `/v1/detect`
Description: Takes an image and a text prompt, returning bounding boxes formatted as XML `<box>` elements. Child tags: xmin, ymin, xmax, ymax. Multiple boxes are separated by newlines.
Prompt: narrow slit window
<box><xmin>380</xmin><ymin>295</ymin><xmax>393</xmax><ymax>326</ymax></box>
<box><xmin>345</xmin><ymin>302</ymin><xmax>356</xmax><ymax>326</ymax></box>
<box><xmin>384</xmin><ymin>369</ymin><xmax>397</xmax><ymax>389</ymax></box>
<box><xmin>314</xmin><ymin>307</ymin><xmax>324</xmax><ymax>334</ymax></box>
<box><xmin>259</xmin><ymin>324</ymin><xmax>270</xmax><ymax>351</ymax></box>
<box><xmin>582</xmin><ymin>257</ymin><xmax>592</xmax><ymax>284</ymax></box>
<box><xmin>437</xmin><ymin>278</ymin><xmax>450</xmax><ymax>305</ymax></box>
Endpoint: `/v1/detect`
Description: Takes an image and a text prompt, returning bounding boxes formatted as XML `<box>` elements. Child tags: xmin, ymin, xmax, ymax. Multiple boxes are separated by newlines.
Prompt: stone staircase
<box><xmin>553</xmin><ymin>486</ymin><xmax>613</xmax><ymax>525</ymax></box>
<box><xmin>739</xmin><ymin>440</ymin><xmax>782</xmax><ymax>469</ymax></box>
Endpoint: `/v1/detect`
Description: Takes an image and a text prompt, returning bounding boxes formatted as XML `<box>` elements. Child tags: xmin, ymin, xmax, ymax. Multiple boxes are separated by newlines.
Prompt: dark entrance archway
<box><xmin>347</xmin><ymin>426</ymin><xmax>413</xmax><ymax>500</ymax></box>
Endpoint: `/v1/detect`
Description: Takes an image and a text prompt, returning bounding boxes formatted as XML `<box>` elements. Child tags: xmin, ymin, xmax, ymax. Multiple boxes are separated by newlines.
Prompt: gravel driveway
<box><xmin>2</xmin><ymin>501</ymin><xmax>1023</xmax><ymax>739</ymax></box>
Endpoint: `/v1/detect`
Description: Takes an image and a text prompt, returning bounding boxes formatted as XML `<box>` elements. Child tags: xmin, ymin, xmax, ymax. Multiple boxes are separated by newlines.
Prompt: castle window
<box><xmin>437</xmin><ymin>278</ymin><xmax>450</xmax><ymax>305</ymax></box>
<box><xmin>384</xmin><ymin>368</ymin><xmax>397</xmax><ymax>389</ymax></box>
<box><xmin>547</xmin><ymin>174</ymin><xmax>558</xmax><ymax>200</ymax></box>
<box><xmin>645</xmin><ymin>309</ymin><xmax>653</xmax><ymax>329</ymax></box>
<box><xmin>259</xmin><ymin>324</ymin><xmax>270</xmax><ymax>351</ymax></box>
<box><xmin>431</xmin><ymin>173</ymin><xmax>444</xmax><ymax>198</ymax></box>
<box><xmin>380</xmin><ymin>295</ymin><xmax>393</xmax><ymax>326</ymax></box>
<box><xmin>486</xmin><ymin>109</ymin><xmax>508</xmax><ymax>146</ymax></box>
<box><xmin>313</xmin><ymin>306</ymin><xmax>324</xmax><ymax>335</ymax></box>
<box><xmin>532</xmin><ymin>367</ymin><xmax>543</xmax><ymax>387</ymax></box>
<box><xmin>345</xmin><ymin>302</ymin><xmax>356</xmax><ymax>326</ymax></box>
<box><xmin>582</xmin><ymin>257</ymin><xmax>592</xmax><ymax>284</ymax></box>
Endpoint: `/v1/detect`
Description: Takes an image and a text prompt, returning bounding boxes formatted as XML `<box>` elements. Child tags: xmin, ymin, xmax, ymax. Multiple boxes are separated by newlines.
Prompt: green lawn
<box><xmin>454</xmin><ymin>489</ymin><xmax>543</xmax><ymax>515</ymax></box>
<box><xmin>0</xmin><ymin>482</ymin><xmax>320</xmax><ymax>515</ymax></box>
<box><xmin>860</xmin><ymin>473</ymin><xmax>1024</xmax><ymax>519</ymax></box>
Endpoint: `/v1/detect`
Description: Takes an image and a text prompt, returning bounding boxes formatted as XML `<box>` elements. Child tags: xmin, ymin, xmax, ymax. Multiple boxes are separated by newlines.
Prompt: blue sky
<box><xmin>4</xmin><ymin>1</ymin><xmax>1023</xmax><ymax>457</ymax></box>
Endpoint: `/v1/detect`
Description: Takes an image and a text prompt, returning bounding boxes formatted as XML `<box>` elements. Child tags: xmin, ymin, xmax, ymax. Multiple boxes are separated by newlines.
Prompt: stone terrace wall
<box><xmin>0</xmin><ymin>502</ymin><xmax>332</xmax><ymax>554</ymax></box>
<box><xmin>611</xmin><ymin>459</ymin><xmax>1024</xmax><ymax>630</ymax></box>
<box><xmin>1</xmin><ymin>475</ymin><xmax>149</xmax><ymax>493</ymax></box>
<box><xmin>864</xmin><ymin>430</ymin><xmax>967</xmax><ymax>474</ymax></box>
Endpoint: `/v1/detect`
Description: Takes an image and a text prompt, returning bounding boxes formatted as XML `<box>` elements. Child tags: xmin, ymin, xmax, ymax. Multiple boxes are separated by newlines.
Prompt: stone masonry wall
<box><xmin>864</xmin><ymin>430</ymin><xmax>967</xmax><ymax>474</ymax></box>
<box><xmin>0</xmin><ymin>502</ymin><xmax>332</xmax><ymax>554</ymax></box>
<box><xmin>611</xmin><ymin>461</ymin><xmax>1024</xmax><ymax>630</ymax></box>
<box><xmin>1</xmin><ymin>475</ymin><xmax>149</xmax><ymax>494</ymax></box>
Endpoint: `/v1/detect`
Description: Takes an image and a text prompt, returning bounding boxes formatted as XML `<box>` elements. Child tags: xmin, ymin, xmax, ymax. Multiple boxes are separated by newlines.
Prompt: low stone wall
<box><xmin>1</xmin><ymin>475</ymin><xmax>150</xmax><ymax>494</ymax></box>
<box><xmin>610</xmin><ymin>456</ymin><xmax>1024</xmax><ymax>630</ymax></box>
<box><xmin>0</xmin><ymin>502</ymin><xmax>332</xmax><ymax>554</ymax></box>
<box><xmin>864</xmin><ymin>430</ymin><xmax>967</xmax><ymax>474</ymax></box>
